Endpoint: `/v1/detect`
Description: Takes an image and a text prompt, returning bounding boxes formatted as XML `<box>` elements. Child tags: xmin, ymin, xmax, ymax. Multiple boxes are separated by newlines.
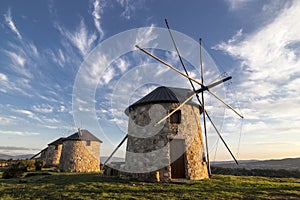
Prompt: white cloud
<box><xmin>13</xmin><ymin>109</ymin><xmax>42</xmax><ymax>122</ymax></box>
<box><xmin>117</xmin><ymin>0</ymin><xmax>144</xmax><ymax>19</ymax></box>
<box><xmin>225</xmin><ymin>29</ymin><xmax>244</xmax><ymax>44</ymax></box>
<box><xmin>0</xmin><ymin>75</ymin><xmax>32</xmax><ymax>96</ymax></box>
<box><xmin>0</xmin><ymin>73</ymin><xmax>8</xmax><ymax>81</ymax></box>
<box><xmin>47</xmin><ymin>49</ymin><xmax>64</xmax><ymax>68</ymax></box>
<box><xmin>58</xmin><ymin>105</ymin><xmax>66</xmax><ymax>112</ymax></box>
<box><xmin>55</xmin><ymin>19</ymin><xmax>97</xmax><ymax>57</ymax></box>
<box><xmin>27</xmin><ymin>42</ymin><xmax>39</xmax><ymax>58</ymax></box>
<box><xmin>58</xmin><ymin>49</ymin><xmax>65</xmax><ymax>61</ymax></box>
<box><xmin>4</xmin><ymin>9</ymin><xmax>22</xmax><ymax>39</ymax></box>
<box><xmin>80</xmin><ymin>53</ymin><xmax>111</xmax><ymax>86</ymax></box>
<box><xmin>0</xmin><ymin>130</ymin><xmax>39</xmax><ymax>136</ymax></box>
<box><xmin>115</xmin><ymin>58</ymin><xmax>130</xmax><ymax>73</ymax></box>
<box><xmin>4</xmin><ymin>50</ymin><xmax>25</xmax><ymax>67</ymax></box>
<box><xmin>2</xmin><ymin>39</ymin><xmax>40</xmax><ymax>79</ymax></box>
<box><xmin>225</xmin><ymin>0</ymin><xmax>255</xmax><ymax>10</ymax></box>
<box><xmin>14</xmin><ymin>109</ymin><xmax>34</xmax><ymax>116</ymax></box>
<box><xmin>215</xmin><ymin>1</ymin><xmax>300</xmax><ymax>97</ymax></box>
<box><xmin>0</xmin><ymin>116</ymin><xmax>15</xmax><ymax>125</ymax></box>
<box><xmin>92</xmin><ymin>0</ymin><xmax>104</xmax><ymax>39</ymax></box>
<box><xmin>101</xmin><ymin>67</ymin><xmax>115</xmax><ymax>84</ymax></box>
<box><xmin>42</xmin><ymin>117</ymin><xmax>59</xmax><ymax>124</ymax></box>
<box><xmin>135</xmin><ymin>24</ymin><xmax>157</xmax><ymax>47</ymax></box>
<box><xmin>214</xmin><ymin>1</ymin><xmax>300</xmax><ymax>159</ymax></box>
<box><xmin>32</xmin><ymin>104</ymin><xmax>54</xmax><ymax>113</ymax></box>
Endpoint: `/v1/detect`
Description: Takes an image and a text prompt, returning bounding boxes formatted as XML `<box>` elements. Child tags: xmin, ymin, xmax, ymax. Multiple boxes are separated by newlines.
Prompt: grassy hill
<box><xmin>0</xmin><ymin>170</ymin><xmax>299</xmax><ymax>199</ymax></box>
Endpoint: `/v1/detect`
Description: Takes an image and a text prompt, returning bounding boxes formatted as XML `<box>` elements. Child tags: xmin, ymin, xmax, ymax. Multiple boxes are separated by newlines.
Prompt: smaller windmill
<box><xmin>104</xmin><ymin>19</ymin><xmax>243</xmax><ymax>181</ymax></box>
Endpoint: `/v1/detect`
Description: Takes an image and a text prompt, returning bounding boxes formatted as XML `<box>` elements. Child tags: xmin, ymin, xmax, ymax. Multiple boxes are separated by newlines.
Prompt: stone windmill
<box><xmin>104</xmin><ymin>19</ymin><xmax>243</xmax><ymax>182</ymax></box>
<box><xmin>120</xmin><ymin>86</ymin><xmax>209</xmax><ymax>181</ymax></box>
<box><xmin>59</xmin><ymin>129</ymin><xmax>102</xmax><ymax>172</ymax></box>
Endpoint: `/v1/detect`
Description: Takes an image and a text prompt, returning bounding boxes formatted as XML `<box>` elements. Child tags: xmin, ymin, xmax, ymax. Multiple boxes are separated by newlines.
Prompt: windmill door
<box><xmin>170</xmin><ymin>139</ymin><xmax>186</xmax><ymax>179</ymax></box>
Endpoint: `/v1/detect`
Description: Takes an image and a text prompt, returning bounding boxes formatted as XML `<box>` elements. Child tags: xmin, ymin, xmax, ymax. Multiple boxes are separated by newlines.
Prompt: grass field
<box><xmin>0</xmin><ymin>170</ymin><xmax>300</xmax><ymax>199</ymax></box>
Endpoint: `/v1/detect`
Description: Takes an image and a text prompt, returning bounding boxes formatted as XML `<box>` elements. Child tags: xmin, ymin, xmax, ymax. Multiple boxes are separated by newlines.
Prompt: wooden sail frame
<box><xmin>104</xmin><ymin>19</ymin><xmax>242</xmax><ymax>167</ymax></box>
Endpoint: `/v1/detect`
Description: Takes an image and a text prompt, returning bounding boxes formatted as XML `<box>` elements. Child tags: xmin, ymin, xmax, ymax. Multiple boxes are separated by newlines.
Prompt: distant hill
<box><xmin>0</xmin><ymin>153</ymin><xmax>125</xmax><ymax>163</ymax></box>
<box><xmin>1</xmin><ymin>153</ymin><xmax>298</xmax><ymax>171</ymax></box>
<box><xmin>211</xmin><ymin>157</ymin><xmax>300</xmax><ymax>170</ymax></box>
<box><xmin>0</xmin><ymin>153</ymin><xmax>14</xmax><ymax>160</ymax></box>
<box><xmin>0</xmin><ymin>153</ymin><xmax>34</xmax><ymax>160</ymax></box>
<box><xmin>100</xmin><ymin>156</ymin><xmax>125</xmax><ymax>164</ymax></box>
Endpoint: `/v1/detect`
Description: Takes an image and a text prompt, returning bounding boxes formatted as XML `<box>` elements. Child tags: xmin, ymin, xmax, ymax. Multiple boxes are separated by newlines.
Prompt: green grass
<box><xmin>0</xmin><ymin>171</ymin><xmax>299</xmax><ymax>199</ymax></box>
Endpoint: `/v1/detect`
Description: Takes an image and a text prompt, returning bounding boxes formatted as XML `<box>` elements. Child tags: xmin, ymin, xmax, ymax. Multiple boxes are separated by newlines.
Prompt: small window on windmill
<box><xmin>54</xmin><ymin>145</ymin><xmax>58</xmax><ymax>150</ymax></box>
<box><xmin>86</xmin><ymin>140</ymin><xmax>91</xmax><ymax>146</ymax></box>
<box><xmin>169</xmin><ymin>110</ymin><xmax>181</xmax><ymax>124</ymax></box>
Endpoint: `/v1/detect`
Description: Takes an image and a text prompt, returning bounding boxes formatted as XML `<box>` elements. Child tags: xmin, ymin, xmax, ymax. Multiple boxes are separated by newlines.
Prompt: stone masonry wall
<box><xmin>85</xmin><ymin>141</ymin><xmax>100</xmax><ymax>161</ymax></box>
<box><xmin>40</xmin><ymin>149</ymin><xmax>48</xmax><ymax>163</ymax></box>
<box><xmin>59</xmin><ymin>140</ymin><xmax>100</xmax><ymax>172</ymax></box>
<box><xmin>178</xmin><ymin>104</ymin><xmax>208</xmax><ymax>180</ymax></box>
<box><xmin>123</xmin><ymin>102</ymin><xmax>208</xmax><ymax>182</ymax></box>
<box><xmin>45</xmin><ymin>144</ymin><xmax>62</xmax><ymax>167</ymax></box>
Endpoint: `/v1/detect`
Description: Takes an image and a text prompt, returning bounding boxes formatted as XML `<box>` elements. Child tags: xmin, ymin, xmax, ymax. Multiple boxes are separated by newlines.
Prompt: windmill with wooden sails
<box><xmin>104</xmin><ymin>19</ymin><xmax>244</xmax><ymax>182</ymax></box>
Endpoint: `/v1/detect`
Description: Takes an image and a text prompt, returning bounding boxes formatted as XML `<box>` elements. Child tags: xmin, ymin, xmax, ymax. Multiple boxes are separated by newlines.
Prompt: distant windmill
<box><xmin>104</xmin><ymin>19</ymin><xmax>243</xmax><ymax>180</ymax></box>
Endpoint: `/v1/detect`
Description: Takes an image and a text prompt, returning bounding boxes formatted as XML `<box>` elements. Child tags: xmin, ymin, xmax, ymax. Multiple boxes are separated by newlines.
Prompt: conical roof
<box><xmin>125</xmin><ymin>86</ymin><xmax>198</xmax><ymax>114</ymax></box>
<box><xmin>65</xmin><ymin>129</ymin><xmax>102</xmax><ymax>143</ymax></box>
<box><xmin>48</xmin><ymin>137</ymin><xmax>65</xmax><ymax>146</ymax></box>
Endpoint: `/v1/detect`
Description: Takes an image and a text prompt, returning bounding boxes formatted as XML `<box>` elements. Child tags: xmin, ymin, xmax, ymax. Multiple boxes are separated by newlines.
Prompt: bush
<box><xmin>2</xmin><ymin>163</ymin><xmax>26</xmax><ymax>179</ymax></box>
<box><xmin>19</xmin><ymin>159</ymin><xmax>36</xmax><ymax>171</ymax></box>
<box><xmin>34</xmin><ymin>160</ymin><xmax>45</xmax><ymax>171</ymax></box>
<box><xmin>2</xmin><ymin>159</ymin><xmax>43</xmax><ymax>179</ymax></box>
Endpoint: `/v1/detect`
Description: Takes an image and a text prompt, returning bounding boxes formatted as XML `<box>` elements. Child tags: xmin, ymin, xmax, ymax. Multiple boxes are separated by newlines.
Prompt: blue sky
<box><xmin>0</xmin><ymin>0</ymin><xmax>299</xmax><ymax>161</ymax></box>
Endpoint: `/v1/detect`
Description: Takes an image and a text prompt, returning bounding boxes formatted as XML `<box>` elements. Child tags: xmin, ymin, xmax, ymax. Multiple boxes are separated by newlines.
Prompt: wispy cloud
<box><xmin>116</xmin><ymin>0</ymin><xmax>144</xmax><ymax>19</ymax></box>
<box><xmin>3</xmin><ymin>50</ymin><xmax>26</xmax><ymax>67</ymax></box>
<box><xmin>58</xmin><ymin>105</ymin><xmax>66</xmax><ymax>112</ymax></box>
<box><xmin>225</xmin><ymin>0</ymin><xmax>255</xmax><ymax>10</ymax></box>
<box><xmin>0</xmin><ymin>130</ymin><xmax>39</xmax><ymax>136</ymax></box>
<box><xmin>0</xmin><ymin>73</ymin><xmax>8</xmax><ymax>81</ymax></box>
<box><xmin>215</xmin><ymin>1</ymin><xmax>300</xmax><ymax>97</ymax></box>
<box><xmin>115</xmin><ymin>58</ymin><xmax>130</xmax><ymax>73</ymax></box>
<box><xmin>134</xmin><ymin>24</ymin><xmax>157</xmax><ymax>47</ymax></box>
<box><xmin>32</xmin><ymin>104</ymin><xmax>54</xmax><ymax>113</ymax></box>
<box><xmin>4</xmin><ymin>9</ymin><xmax>22</xmax><ymax>39</ymax></box>
<box><xmin>0</xmin><ymin>73</ymin><xmax>32</xmax><ymax>96</ymax></box>
<box><xmin>14</xmin><ymin>109</ymin><xmax>34</xmax><ymax>116</ymax></box>
<box><xmin>214</xmin><ymin>1</ymin><xmax>300</xmax><ymax>154</ymax></box>
<box><xmin>0</xmin><ymin>146</ymin><xmax>40</xmax><ymax>151</ymax></box>
<box><xmin>0</xmin><ymin>116</ymin><xmax>16</xmax><ymax>125</ymax></box>
<box><xmin>55</xmin><ymin>19</ymin><xmax>97</xmax><ymax>57</ymax></box>
<box><xmin>47</xmin><ymin>48</ymin><xmax>66</xmax><ymax>68</ymax></box>
<box><xmin>1</xmin><ymin>38</ymin><xmax>41</xmax><ymax>80</ymax></box>
<box><xmin>13</xmin><ymin>109</ymin><xmax>42</xmax><ymax>122</ymax></box>
<box><xmin>92</xmin><ymin>0</ymin><xmax>104</xmax><ymax>39</ymax></box>
<box><xmin>101</xmin><ymin>67</ymin><xmax>115</xmax><ymax>84</ymax></box>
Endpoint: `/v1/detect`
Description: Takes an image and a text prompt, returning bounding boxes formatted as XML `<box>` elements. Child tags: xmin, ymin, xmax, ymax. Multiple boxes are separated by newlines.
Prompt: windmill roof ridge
<box><xmin>48</xmin><ymin>137</ymin><xmax>66</xmax><ymax>146</ymax></box>
<box><xmin>65</xmin><ymin>129</ymin><xmax>103</xmax><ymax>143</ymax></box>
<box><xmin>125</xmin><ymin>86</ymin><xmax>198</xmax><ymax>114</ymax></box>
